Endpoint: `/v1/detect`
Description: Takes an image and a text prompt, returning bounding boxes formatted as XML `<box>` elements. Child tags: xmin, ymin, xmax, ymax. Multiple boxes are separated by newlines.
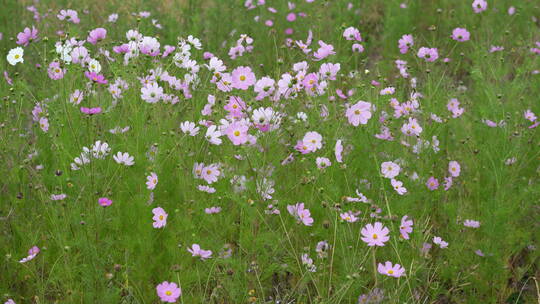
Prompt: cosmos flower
<box><xmin>398</xmin><ymin>34</ymin><xmax>413</xmax><ymax>54</ymax></box>
<box><xmin>377</xmin><ymin>261</ymin><xmax>406</xmax><ymax>278</ymax></box>
<box><xmin>335</xmin><ymin>140</ymin><xmax>343</xmax><ymax>163</ymax></box>
<box><xmin>287</xmin><ymin>202</ymin><xmax>314</xmax><ymax>226</ymax></box>
<box><xmin>448</xmin><ymin>161</ymin><xmax>461</xmax><ymax>177</ymax></box>
<box><xmin>346</xmin><ymin>101</ymin><xmax>372</xmax><ymax>126</ymax></box>
<box><xmin>87</xmin><ymin>28</ymin><xmax>107</xmax><ymax>45</ymax></box>
<box><xmin>400</xmin><ymin>216</ymin><xmax>413</xmax><ymax>239</ymax></box>
<box><xmin>19</xmin><ymin>246</ymin><xmax>40</xmax><ymax>263</ymax></box>
<box><xmin>156</xmin><ymin>281</ymin><xmax>181</xmax><ymax>303</ymax></box>
<box><xmin>433</xmin><ymin>236</ymin><xmax>448</xmax><ymax>248</ymax></box>
<box><xmin>391</xmin><ymin>179</ymin><xmax>407</xmax><ymax>195</ymax></box>
<box><xmin>381</xmin><ymin>161</ymin><xmax>400</xmax><ymax>179</ymax></box>
<box><xmin>231</xmin><ymin>66</ymin><xmax>256</xmax><ymax>90</ymax></box>
<box><xmin>188</xmin><ymin>244</ymin><xmax>212</xmax><ymax>260</ymax></box>
<box><xmin>85</xmin><ymin>71</ymin><xmax>108</xmax><ymax>84</ymax></box>
<box><xmin>225</xmin><ymin>121</ymin><xmax>249</xmax><ymax>145</ymax></box>
<box><xmin>463</xmin><ymin>219</ymin><xmax>480</xmax><ymax>228</ymax></box>
<box><xmin>98</xmin><ymin>197</ymin><xmax>113</xmax><ymax>207</ymax></box>
<box><xmin>451</xmin><ymin>28</ymin><xmax>470</xmax><ymax>42</ymax></box>
<box><xmin>16</xmin><ymin>26</ymin><xmax>38</xmax><ymax>46</ymax></box>
<box><xmin>152</xmin><ymin>207</ymin><xmax>168</xmax><ymax>228</ymax></box>
<box><xmin>201</xmin><ymin>164</ymin><xmax>221</xmax><ymax>184</ymax></box>
<box><xmin>426</xmin><ymin>176</ymin><xmax>439</xmax><ymax>190</ymax></box>
<box><xmin>113</xmin><ymin>152</ymin><xmax>135</xmax><ymax>166</ymax></box>
<box><xmin>472</xmin><ymin>0</ymin><xmax>487</xmax><ymax>13</ymax></box>
<box><xmin>146</xmin><ymin>172</ymin><xmax>158</xmax><ymax>190</ymax></box>
<box><xmin>417</xmin><ymin>47</ymin><xmax>439</xmax><ymax>62</ymax></box>
<box><xmin>303</xmin><ymin>131</ymin><xmax>323</xmax><ymax>151</ymax></box>
<box><xmin>7</xmin><ymin>47</ymin><xmax>24</xmax><ymax>65</ymax></box>
<box><xmin>361</xmin><ymin>222</ymin><xmax>390</xmax><ymax>246</ymax></box>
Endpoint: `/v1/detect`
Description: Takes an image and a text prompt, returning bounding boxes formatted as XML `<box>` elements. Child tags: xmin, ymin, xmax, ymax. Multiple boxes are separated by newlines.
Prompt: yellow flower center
<box><xmin>15</xmin><ymin>55</ymin><xmax>20</xmax><ymax>59</ymax></box>
<box><xmin>159</xmin><ymin>215</ymin><xmax>164</xmax><ymax>220</ymax></box>
<box><xmin>372</xmin><ymin>233</ymin><xmax>378</xmax><ymax>239</ymax></box>
<box><xmin>165</xmin><ymin>290</ymin><xmax>172</xmax><ymax>296</ymax></box>
<box><xmin>240</xmin><ymin>75</ymin><xmax>246</xmax><ymax>81</ymax></box>
<box><xmin>234</xmin><ymin>130</ymin><xmax>240</xmax><ymax>136</ymax></box>
<box><xmin>355</xmin><ymin>110</ymin><xmax>361</xmax><ymax>115</ymax></box>
<box><xmin>388</xmin><ymin>270</ymin><xmax>394</xmax><ymax>274</ymax></box>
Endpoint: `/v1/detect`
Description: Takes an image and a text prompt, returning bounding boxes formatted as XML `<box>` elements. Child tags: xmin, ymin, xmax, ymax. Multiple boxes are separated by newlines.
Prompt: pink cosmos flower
<box><xmin>57</xmin><ymin>9</ymin><xmax>80</xmax><ymax>24</ymax></box>
<box><xmin>47</xmin><ymin>61</ymin><xmax>65</xmax><ymax>80</ymax></box>
<box><xmin>346</xmin><ymin>101</ymin><xmax>372</xmax><ymax>126</ymax></box>
<box><xmin>417</xmin><ymin>47</ymin><xmax>439</xmax><ymax>62</ymax></box>
<box><xmin>472</xmin><ymin>0</ymin><xmax>487</xmax><ymax>13</ymax></box>
<box><xmin>316</xmin><ymin>157</ymin><xmax>331</xmax><ymax>169</ymax></box>
<box><xmin>19</xmin><ymin>245</ymin><xmax>40</xmax><ymax>263</ymax></box>
<box><xmin>343</xmin><ymin>27</ymin><xmax>361</xmax><ymax>41</ymax></box>
<box><xmin>340</xmin><ymin>211</ymin><xmax>359</xmax><ymax>223</ymax></box>
<box><xmin>188</xmin><ymin>244</ymin><xmax>212</xmax><ymax>260</ymax></box>
<box><xmin>80</xmin><ymin>107</ymin><xmax>102</xmax><ymax>115</ymax></box>
<box><xmin>489</xmin><ymin>45</ymin><xmax>504</xmax><ymax>53</ymax></box>
<box><xmin>152</xmin><ymin>207</ymin><xmax>168</xmax><ymax>228</ymax></box>
<box><xmin>335</xmin><ymin>140</ymin><xmax>343</xmax><ymax>163</ymax></box>
<box><xmin>201</xmin><ymin>164</ymin><xmax>220</xmax><ymax>184</ymax></box>
<box><xmin>223</xmin><ymin>96</ymin><xmax>246</xmax><ymax>117</ymax></box>
<box><xmin>398</xmin><ymin>34</ymin><xmax>413</xmax><ymax>54</ymax></box>
<box><xmin>381</xmin><ymin>161</ymin><xmax>400</xmax><ymax>179</ymax></box>
<box><xmin>225</xmin><ymin>121</ymin><xmax>249</xmax><ymax>145</ymax></box>
<box><xmin>377</xmin><ymin>261</ymin><xmax>406</xmax><ymax>278</ymax></box>
<box><xmin>400</xmin><ymin>216</ymin><xmax>413</xmax><ymax>239</ymax></box>
<box><xmin>319</xmin><ymin>63</ymin><xmax>340</xmax><ymax>80</ymax></box>
<box><xmin>51</xmin><ymin>194</ymin><xmax>67</xmax><ymax>201</ymax></box>
<box><xmin>464</xmin><ymin>219</ymin><xmax>481</xmax><ymax>228</ymax></box>
<box><xmin>87</xmin><ymin>28</ymin><xmax>107</xmax><ymax>45</ymax></box>
<box><xmin>313</xmin><ymin>40</ymin><xmax>335</xmax><ymax>60</ymax></box>
<box><xmin>85</xmin><ymin>71</ymin><xmax>107</xmax><ymax>84</ymax></box>
<box><xmin>98</xmin><ymin>197</ymin><xmax>112</xmax><ymax>207</ymax></box>
<box><xmin>444</xmin><ymin>176</ymin><xmax>453</xmax><ymax>191</ymax></box>
<box><xmin>451</xmin><ymin>28</ymin><xmax>470</xmax><ymax>42</ymax></box>
<box><xmin>302</xmin><ymin>72</ymin><xmax>318</xmax><ymax>89</ymax></box>
<box><xmin>448</xmin><ymin>161</ymin><xmax>461</xmax><ymax>177</ymax></box>
<box><xmin>361</xmin><ymin>222</ymin><xmax>390</xmax><ymax>246</ymax></box>
<box><xmin>39</xmin><ymin>117</ymin><xmax>49</xmax><ymax>132</ymax></box>
<box><xmin>139</xmin><ymin>36</ymin><xmax>160</xmax><ymax>56</ymax></box>
<box><xmin>17</xmin><ymin>26</ymin><xmax>38</xmax><ymax>46</ymax></box>
<box><xmin>205</xmin><ymin>207</ymin><xmax>222</xmax><ymax>214</ymax></box>
<box><xmin>4</xmin><ymin>71</ymin><xmax>13</xmax><ymax>86</ymax></box>
<box><xmin>391</xmin><ymin>179</ymin><xmax>407</xmax><ymax>195</ymax></box>
<box><xmin>156</xmin><ymin>281</ymin><xmax>181</xmax><ymax>303</ymax></box>
<box><xmin>303</xmin><ymin>131</ymin><xmax>323</xmax><ymax>151</ymax></box>
<box><xmin>231</xmin><ymin>66</ymin><xmax>256</xmax><ymax>90</ymax></box>
<box><xmin>146</xmin><ymin>172</ymin><xmax>158</xmax><ymax>190</ymax></box>
<box><xmin>352</xmin><ymin>43</ymin><xmax>364</xmax><ymax>53</ymax></box>
<box><xmin>426</xmin><ymin>176</ymin><xmax>439</xmax><ymax>190</ymax></box>
<box><xmin>287</xmin><ymin>202</ymin><xmax>314</xmax><ymax>226</ymax></box>
<box><xmin>433</xmin><ymin>236</ymin><xmax>448</xmax><ymax>248</ymax></box>
<box><xmin>141</xmin><ymin>82</ymin><xmax>163</xmax><ymax>103</ymax></box>
<box><xmin>401</xmin><ymin>117</ymin><xmax>423</xmax><ymax>136</ymax></box>
<box><xmin>524</xmin><ymin>109</ymin><xmax>537</xmax><ymax>122</ymax></box>
<box><xmin>198</xmin><ymin>185</ymin><xmax>216</xmax><ymax>193</ymax></box>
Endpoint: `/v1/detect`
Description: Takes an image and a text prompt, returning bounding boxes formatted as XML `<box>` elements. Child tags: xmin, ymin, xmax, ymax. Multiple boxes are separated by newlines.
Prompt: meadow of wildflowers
<box><xmin>1</xmin><ymin>0</ymin><xmax>539</xmax><ymax>303</ymax></box>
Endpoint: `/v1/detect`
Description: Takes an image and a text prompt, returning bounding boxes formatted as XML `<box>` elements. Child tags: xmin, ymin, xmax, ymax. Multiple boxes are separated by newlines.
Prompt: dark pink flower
<box><xmin>85</xmin><ymin>71</ymin><xmax>108</xmax><ymax>84</ymax></box>
<box><xmin>98</xmin><ymin>197</ymin><xmax>112</xmax><ymax>207</ymax></box>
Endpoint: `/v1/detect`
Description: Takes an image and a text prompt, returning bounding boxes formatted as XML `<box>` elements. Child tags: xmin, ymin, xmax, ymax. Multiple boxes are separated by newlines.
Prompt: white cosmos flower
<box><xmin>113</xmin><ymin>152</ymin><xmax>135</xmax><ymax>166</ymax></box>
<box><xmin>88</xmin><ymin>58</ymin><xmax>102</xmax><ymax>73</ymax></box>
<box><xmin>7</xmin><ymin>47</ymin><xmax>24</xmax><ymax>65</ymax></box>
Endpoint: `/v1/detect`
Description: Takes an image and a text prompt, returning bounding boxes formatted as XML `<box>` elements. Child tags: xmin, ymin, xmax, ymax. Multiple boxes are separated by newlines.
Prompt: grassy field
<box><xmin>1</xmin><ymin>0</ymin><xmax>539</xmax><ymax>303</ymax></box>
